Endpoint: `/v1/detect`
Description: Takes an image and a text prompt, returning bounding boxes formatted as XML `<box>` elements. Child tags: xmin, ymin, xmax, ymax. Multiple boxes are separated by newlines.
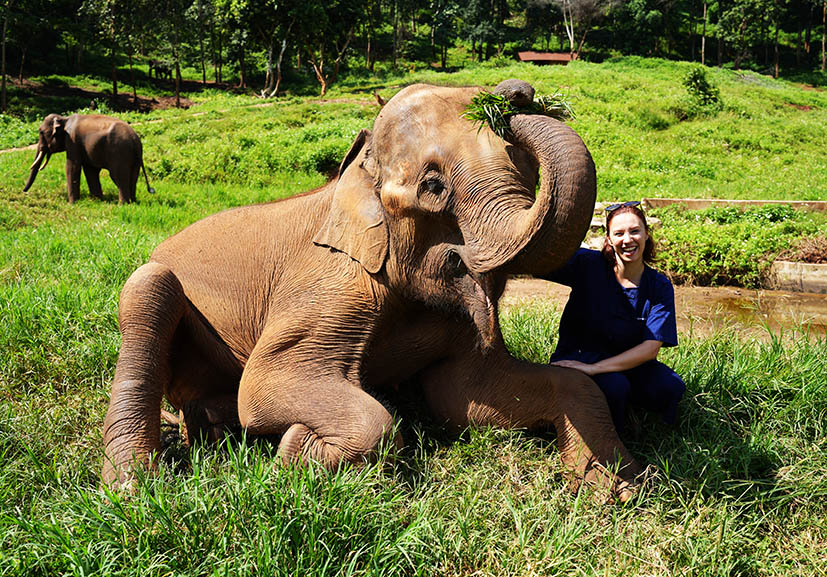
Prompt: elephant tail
<box><xmin>141</xmin><ymin>161</ymin><xmax>156</xmax><ymax>194</ymax></box>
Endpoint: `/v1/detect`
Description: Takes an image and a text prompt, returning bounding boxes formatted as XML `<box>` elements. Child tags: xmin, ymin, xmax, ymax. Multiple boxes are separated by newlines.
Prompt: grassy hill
<box><xmin>1</xmin><ymin>58</ymin><xmax>826</xmax><ymax>576</ymax></box>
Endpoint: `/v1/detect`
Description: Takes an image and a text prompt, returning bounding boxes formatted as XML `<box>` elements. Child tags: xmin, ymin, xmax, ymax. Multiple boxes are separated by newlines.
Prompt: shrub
<box><xmin>669</xmin><ymin>66</ymin><xmax>722</xmax><ymax>120</ymax></box>
<box><xmin>653</xmin><ymin>205</ymin><xmax>826</xmax><ymax>287</ymax></box>
<box><xmin>683</xmin><ymin>66</ymin><xmax>721</xmax><ymax>108</ymax></box>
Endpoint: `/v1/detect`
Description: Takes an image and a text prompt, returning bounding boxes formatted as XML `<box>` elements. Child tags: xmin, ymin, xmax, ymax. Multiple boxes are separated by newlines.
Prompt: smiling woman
<box><xmin>541</xmin><ymin>202</ymin><xmax>686</xmax><ymax>435</ymax></box>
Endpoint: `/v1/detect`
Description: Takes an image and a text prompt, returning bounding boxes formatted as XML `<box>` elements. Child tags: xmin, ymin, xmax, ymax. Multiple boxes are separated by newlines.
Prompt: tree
<box><xmin>429</xmin><ymin>0</ymin><xmax>459</xmax><ymax>67</ymax></box>
<box><xmin>554</xmin><ymin>0</ymin><xmax>615</xmax><ymax>55</ymax></box>
<box><xmin>298</xmin><ymin>0</ymin><xmax>363</xmax><ymax>96</ymax></box>
<box><xmin>459</xmin><ymin>0</ymin><xmax>508</xmax><ymax>60</ymax></box>
<box><xmin>526</xmin><ymin>0</ymin><xmax>562</xmax><ymax>50</ymax></box>
<box><xmin>718</xmin><ymin>0</ymin><xmax>772</xmax><ymax>67</ymax></box>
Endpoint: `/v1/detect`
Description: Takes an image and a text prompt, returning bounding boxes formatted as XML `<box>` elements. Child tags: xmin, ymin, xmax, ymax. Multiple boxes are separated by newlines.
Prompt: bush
<box><xmin>683</xmin><ymin>66</ymin><xmax>721</xmax><ymax>108</ymax></box>
<box><xmin>653</xmin><ymin>204</ymin><xmax>827</xmax><ymax>287</ymax></box>
<box><xmin>669</xmin><ymin>66</ymin><xmax>722</xmax><ymax>120</ymax></box>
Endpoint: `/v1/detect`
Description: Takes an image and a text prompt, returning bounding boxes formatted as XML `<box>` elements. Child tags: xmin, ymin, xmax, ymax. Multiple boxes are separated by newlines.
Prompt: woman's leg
<box><xmin>590</xmin><ymin>372</ymin><xmax>632</xmax><ymax>434</ymax></box>
<box><xmin>626</xmin><ymin>361</ymin><xmax>686</xmax><ymax>424</ymax></box>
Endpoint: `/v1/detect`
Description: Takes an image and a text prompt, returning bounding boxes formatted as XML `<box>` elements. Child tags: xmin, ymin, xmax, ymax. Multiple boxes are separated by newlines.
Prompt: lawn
<box><xmin>1</xmin><ymin>58</ymin><xmax>826</xmax><ymax>575</ymax></box>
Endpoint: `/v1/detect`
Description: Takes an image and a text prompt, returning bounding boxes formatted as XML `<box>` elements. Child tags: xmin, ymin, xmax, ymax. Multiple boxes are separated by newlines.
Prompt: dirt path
<box><xmin>503</xmin><ymin>278</ymin><xmax>827</xmax><ymax>340</ymax></box>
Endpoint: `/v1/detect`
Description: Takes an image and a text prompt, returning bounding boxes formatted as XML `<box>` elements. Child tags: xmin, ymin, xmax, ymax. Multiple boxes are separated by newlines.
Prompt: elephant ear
<box><xmin>313</xmin><ymin>130</ymin><xmax>388</xmax><ymax>275</ymax></box>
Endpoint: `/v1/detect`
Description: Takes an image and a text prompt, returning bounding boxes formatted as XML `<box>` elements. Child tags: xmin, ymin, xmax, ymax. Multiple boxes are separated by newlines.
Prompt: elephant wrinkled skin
<box><xmin>24</xmin><ymin>113</ymin><xmax>153</xmax><ymax>204</ymax></box>
<box><xmin>102</xmin><ymin>81</ymin><xmax>643</xmax><ymax>500</ymax></box>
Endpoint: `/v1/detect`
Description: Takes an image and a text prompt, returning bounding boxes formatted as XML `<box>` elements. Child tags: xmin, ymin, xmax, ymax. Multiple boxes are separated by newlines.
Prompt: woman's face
<box><xmin>607</xmin><ymin>212</ymin><xmax>648</xmax><ymax>265</ymax></box>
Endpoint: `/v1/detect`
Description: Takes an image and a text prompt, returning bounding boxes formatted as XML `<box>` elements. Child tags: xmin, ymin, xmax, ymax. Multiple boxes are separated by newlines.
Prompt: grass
<box><xmin>1</xmin><ymin>58</ymin><xmax>826</xmax><ymax>575</ymax></box>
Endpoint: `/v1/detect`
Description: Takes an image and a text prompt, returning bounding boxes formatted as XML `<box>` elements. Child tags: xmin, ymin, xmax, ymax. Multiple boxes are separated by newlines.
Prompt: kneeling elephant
<box><xmin>102</xmin><ymin>80</ymin><xmax>642</xmax><ymax>500</ymax></box>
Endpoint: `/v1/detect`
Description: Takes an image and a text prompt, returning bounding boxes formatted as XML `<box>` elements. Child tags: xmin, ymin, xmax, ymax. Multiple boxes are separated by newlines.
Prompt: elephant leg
<box><xmin>420</xmin><ymin>349</ymin><xmax>643</xmax><ymax>502</ymax></box>
<box><xmin>102</xmin><ymin>262</ymin><xmax>187</xmax><ymax>488</ymax></box>
<box><xmin>66</xmin><ymin>159</ymin><xmax>82</xmax><ymax>203</ymax></box>
<box><xmin>109</xmin><ymin>167</ymin><xmax>134</xmax><ymax>205</ymax></box>
<box><xmin>83</xmin><ymin>165</ymin><xmax>103</xmax><ymax>199</ymax></box>
<box><xmin>237</xmin><ymin>345</ymin><xmax>401</xmax><ymax>468</ymax></box>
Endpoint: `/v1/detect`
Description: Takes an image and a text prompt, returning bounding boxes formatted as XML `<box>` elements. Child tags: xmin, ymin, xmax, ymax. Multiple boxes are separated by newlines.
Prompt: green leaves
<box><xmin>463</xmin><ymin>89</ymin><xmax>575</xmax><ymax>139</ymax></box>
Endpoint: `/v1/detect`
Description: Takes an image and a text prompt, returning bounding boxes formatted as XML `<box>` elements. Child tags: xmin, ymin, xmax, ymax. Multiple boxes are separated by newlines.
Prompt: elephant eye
<box><xmin>446</xmin><ymin>250</ymin><xmax>466</xmax><ymax>276</ymax></box>
<box><xmin>420</xmin><ymin>177</ymin><xmax>445</xmax><ymax>196</ymax></box>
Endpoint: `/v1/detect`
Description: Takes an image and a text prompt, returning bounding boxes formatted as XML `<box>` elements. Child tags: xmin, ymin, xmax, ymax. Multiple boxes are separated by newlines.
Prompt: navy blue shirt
<box><xmin>542</xmin><ymin>248</ymin><xmax>678</xmax><ymax>363</ymax></box>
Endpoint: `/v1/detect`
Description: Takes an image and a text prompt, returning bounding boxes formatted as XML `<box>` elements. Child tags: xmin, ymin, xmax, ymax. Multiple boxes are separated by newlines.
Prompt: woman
<box><xmin>542</xmin><ymin>201</ymin><xmax>685</xmax><ymax>435</ymax></box>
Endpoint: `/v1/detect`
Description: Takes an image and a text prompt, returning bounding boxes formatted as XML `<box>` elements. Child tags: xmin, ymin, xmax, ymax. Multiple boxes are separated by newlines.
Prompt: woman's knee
<box><xmin>592</xmin><ymin>372</ymin><xmax>631</xmax><ymax>401</ymax></box>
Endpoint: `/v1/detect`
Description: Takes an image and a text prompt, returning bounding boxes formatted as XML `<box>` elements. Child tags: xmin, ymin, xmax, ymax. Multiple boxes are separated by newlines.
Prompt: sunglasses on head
<box><xmin>605</xmin><ymin>200</ymin><xmax>642</xmax><ymax>213</ymax></box>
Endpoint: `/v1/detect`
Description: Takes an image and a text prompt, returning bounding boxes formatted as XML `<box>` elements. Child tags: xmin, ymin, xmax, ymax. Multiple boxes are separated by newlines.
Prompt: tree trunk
<box><xmin>774</xmin><ymin>23</ymin><xmax>779</xmax><ymax>77</ymax></box>
<box><xmin>263</xmin><ymin>38</ymin><xmax>274</xmax><ymax>94</ymax></box>
<box><xmin>575</xmin><ymin>28</ymin><xmax>588</xmax><ymax>56</ymax></box>
<box><xmin>273</xmin><ymin>37</ymin><xmax>287</xmax><ymax>96</ymax></box>
<box><xmin>331</xmin><ymin>32</ymin><xmax>352</xmax><ymax>85</ymax></box>
<box><xmin>197</xmin><ymin>0</ymin><xmax>206</xmax><ymax>85</ymax></box>
<box><xmin>796</xmin><ymin>19</ymin><xmax>802</xmax><ymax>65</ymax></box>
<box><xmin>238</xmin><ymin>42</ymin><xmax>246</xmax><ymax>88</ymax></box>
<box><xmin>128</xmin><ymin>50</ymin><xmax>137</xmax><ymax>103</ymax></box>
<box><xmin>18</xmin><ymin>45</ymin><xmax>26</xmax><ymax>84</ymax></box>
<box><xmin>217</xmin><ymin>29</ymin><xmax>223</xmax><ymax>83</ymax></box>
<box><xmin>701</xmin><ymin>0</ymin><xmax>707</xmax><ymax>65</ymax></box>
<box><xmin>368</xmin><ymin>23</ymin><xmax>374</xmax><ymax>69</ymax></box>
<box><xmin>1</xmin><ymin>0</ymin><xmax>9</xmax><ymax>113</ymax></box>
<box><xmin>822</xmin><ymin>2</ymin><xmax>826</xmax><ymax>72</ymax></box>
<box><xmin>111</xmin><ymin>46</ymin><xmax>118</xmax><ymax>99</ymax></box>
<box><xmin>805</xmin><ymin>3</ymin><xmax>813</xmax><ymax>53</ymax></box>
<box><xmin>308</xmin><ymin>44</ymin><xmax>328</xmax><ymax>96</ymax></box>
<box><xmin>392</xmin><ymin>0</ymin><xmax>398</xmax><ymax>67</ymax></box>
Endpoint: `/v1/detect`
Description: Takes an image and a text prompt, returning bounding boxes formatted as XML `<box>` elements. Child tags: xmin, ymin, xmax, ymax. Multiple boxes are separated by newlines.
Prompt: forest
<box><xmin>1</xmin><ymin>0</ymin><xmax>826</xmax><ymax>111</ymax></box>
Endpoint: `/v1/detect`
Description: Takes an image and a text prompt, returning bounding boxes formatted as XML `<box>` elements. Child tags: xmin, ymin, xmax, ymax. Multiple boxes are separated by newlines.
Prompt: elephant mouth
<box><xmin>466</xmin><ymin>271</ymin><xmax>504</xmax><ymax>352</ymax></box>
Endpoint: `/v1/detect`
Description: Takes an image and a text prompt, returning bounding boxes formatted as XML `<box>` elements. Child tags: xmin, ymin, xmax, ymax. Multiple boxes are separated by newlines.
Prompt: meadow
<box><xmin>1</xmin><ymin>58</ymin><xmax>826</xmax><ymax>575</ymax></box>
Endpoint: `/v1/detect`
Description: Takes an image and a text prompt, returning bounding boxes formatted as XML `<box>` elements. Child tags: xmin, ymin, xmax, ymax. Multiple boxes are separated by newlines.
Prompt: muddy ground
<box><xmin>502</xmin><ymin>278</ymin><xmax>827</xmax><ymax>340</ymax></box>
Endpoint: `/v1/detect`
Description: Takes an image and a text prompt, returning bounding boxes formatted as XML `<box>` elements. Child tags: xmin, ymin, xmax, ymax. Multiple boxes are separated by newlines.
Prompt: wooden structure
<box><xmin>517</xmin><ymin>51</ymin><xmax>577</xmax><ymax>65</ymax></box>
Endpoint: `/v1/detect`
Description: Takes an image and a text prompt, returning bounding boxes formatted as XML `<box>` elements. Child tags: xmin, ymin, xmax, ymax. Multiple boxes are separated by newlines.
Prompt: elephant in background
<box><xmin>24</xmin><ymin>114</ymin><xmax>154</xmax><ymax>204</ymax></box>
<box><xmin>102</xmin><ymin>79</ymin><xmax>643</xmax><ymax>501</ymax></box>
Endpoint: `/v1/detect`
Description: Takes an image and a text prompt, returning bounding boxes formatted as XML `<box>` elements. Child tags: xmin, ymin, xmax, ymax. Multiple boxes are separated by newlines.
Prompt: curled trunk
<box><xmin>464</xmin><ymin>115</ymin><xmax>597</xmax><ymax>276</ymax></box>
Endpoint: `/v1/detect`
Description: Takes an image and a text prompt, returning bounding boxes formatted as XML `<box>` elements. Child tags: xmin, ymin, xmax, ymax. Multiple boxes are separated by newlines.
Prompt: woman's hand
<box><xmin>549</xmin><ymin>340</ymin><xmax>664</xmax><ymax>377</ymax></box>
<box><xmin>549</xmin><ymin>359</ymin><xmax>600</xmax><ymax>376</ymax></box>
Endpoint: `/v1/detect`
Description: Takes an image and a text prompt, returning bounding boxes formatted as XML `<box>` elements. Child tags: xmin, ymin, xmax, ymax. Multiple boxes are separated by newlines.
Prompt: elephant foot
<box><xmin>564</xmin><ymin>454</ymin><xmax>649</xmax><ymax>504</ymax></box>
<box><xmin>101</xmin><ymin>446</ymin><xmax>158</xmax><ymax>492</ymax></box>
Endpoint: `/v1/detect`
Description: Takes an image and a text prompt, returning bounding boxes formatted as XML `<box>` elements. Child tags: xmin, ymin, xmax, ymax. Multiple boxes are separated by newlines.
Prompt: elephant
<box><xmin>24</xmin><ymin>114</ymin><xmax>154</xmax><ymax>204</ymax></box>
<box><xmin>148</xmin><ymin>60</ymin><xmax>173</xmax><ymax>81</ymax></box>
<box><xmin>102</xmin><ymin>79</ymin><xmax>643</xmax><ymax>501</ymax></box>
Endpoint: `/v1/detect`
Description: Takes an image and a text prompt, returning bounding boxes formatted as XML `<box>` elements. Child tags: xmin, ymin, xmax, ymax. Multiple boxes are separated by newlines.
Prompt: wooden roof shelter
<box><xmin>517</xmin><ymin>51</ymin><xmax>578</xmax><ymax>65</ymax></box>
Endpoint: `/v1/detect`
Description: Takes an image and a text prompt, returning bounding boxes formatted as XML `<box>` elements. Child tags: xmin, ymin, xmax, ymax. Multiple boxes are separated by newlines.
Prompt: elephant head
<box><xmin>315</xmin><ymin>80</ymin><xmax>597</xmax><ymax>349</ymax></box>
<box><xmin>23</xmin><ymin>114</ymin><xmax>68</xmax><ymax>192</ymax></box>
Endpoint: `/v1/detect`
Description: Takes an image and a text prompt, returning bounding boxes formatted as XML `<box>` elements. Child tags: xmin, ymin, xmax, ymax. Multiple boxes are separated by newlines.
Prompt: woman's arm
<box><xmin>550</xmin><ymin>340</ymin><xmax>662</xmax><ymax>376</ymax></box>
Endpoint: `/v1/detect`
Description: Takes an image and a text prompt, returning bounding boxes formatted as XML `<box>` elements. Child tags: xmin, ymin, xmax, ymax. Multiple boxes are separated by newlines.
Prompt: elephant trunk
<box><xmin>504</xmin><ymin>114</ymin><xmax>597</xmax><ymax>275</ymax></box>
<box><xmin>464</xmin><ymin>115</ymin><xmax>596</xmax><ymax>276</ymax></box>
<box><xmin>23</xmin><ymin>147</ymin><xmax>49</xmax><ymax>192</ymax></box>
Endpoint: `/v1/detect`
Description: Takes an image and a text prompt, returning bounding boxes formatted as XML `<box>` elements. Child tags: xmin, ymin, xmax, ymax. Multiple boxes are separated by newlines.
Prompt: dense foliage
<box><xmin>1</xmin><ymin>0</ymin><xmax>826</xmax><ymax>110</ymax></box>
<box><xmin>654</xmin><ymin>204</ymin><xmax>827</xmax><ymax>287</ymax></box>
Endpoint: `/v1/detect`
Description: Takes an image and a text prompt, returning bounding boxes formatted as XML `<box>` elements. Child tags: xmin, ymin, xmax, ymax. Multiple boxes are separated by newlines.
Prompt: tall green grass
<box><xmin>1</xmin><ymin>298</ymin><xmax>825</xmax><ymax>575</ymax></box>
